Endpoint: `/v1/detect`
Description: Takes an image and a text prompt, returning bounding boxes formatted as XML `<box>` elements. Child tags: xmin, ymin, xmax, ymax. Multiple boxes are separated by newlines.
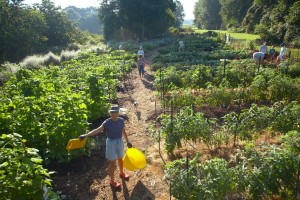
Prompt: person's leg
<box><xmin>142</xmin><ymin>66</ymin><xmax>145</xmax><ymax>78</ymax></box>
<box><xmin>109</xmin><ymin>160</ymin><xmax>116</xmax><ymax>184</ymax></box>
<box><xmin>115</xmin><ymin>138</ymin><xmax>128</xmax><ymax>179</ymax></box>
<box><xmin>118</xmin><ymin>158</ymin><xmax>124</xmax><ymax>175</ymax></box>
<box><xmin>138</xmin><ymin>66</ymin><xmax>142</xmax><ymax>78</ymax></box>
<box><xmin>106</xmin><ymin>139</ymin><xmax>120</xmax><ymax>186</ymax></box>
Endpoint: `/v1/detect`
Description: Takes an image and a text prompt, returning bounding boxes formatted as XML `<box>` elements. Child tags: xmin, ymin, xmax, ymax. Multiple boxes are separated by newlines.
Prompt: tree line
<box><xmin>64</xmin><ymin>6</ymin><xmax>102</xmax><ymax>34</ymax></box>
<box><xmin>0</xmin><ymin>0</ymin><xmax>184</xmax><ymax>64</ymax></box>
<box><xmin>98</xmin><ymin>0</ymin><xmax>184</xmax><ymax>41</ymax></box>
<box><xmin>194</xmin><ymin>0</ymin><xmax>300</xmax><ymax>44</ymax></box>
<box><xmin>0</xmin><ymin>0</ymin><xmax>80</xmax><ymax>64</ymax></box>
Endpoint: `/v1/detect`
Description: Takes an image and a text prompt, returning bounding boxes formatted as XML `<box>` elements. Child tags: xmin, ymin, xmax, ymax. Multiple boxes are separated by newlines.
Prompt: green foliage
<box><xmin>244</xmin><ymin>144</ymin><xmax>299</xmax><ymax>200</ymax></box>
<box><xmin>65</xmin><ymin>6</ymin><xmax>102</xmax><ymax>34</ymax></box>
<box><xmin>270</xmin><ymin>101</ymin><xmax>300</xmax><ymax>133</ymax></box>
<box><xmin>0</xmin><ymin>0</ymin><xmax>81</xmax><ymax>64</ymax></box>
<box><xmin>166</xmin><ymin>133</ymin><xmax>300</xmax><ymax>199</ymax></box>
<box><xmin>99</xmin><ymin>0</ymin><xmax>177</xmax><ymax>41</ymax></box>
<box><xmin>287</xmin><ymin>62</ymin><xmax>300</xmax><ymax>78</ymax></box>
<box><xmin>160</xmin><ymin>107</ymin><xmax>214</xmax><ymax>153</ymax></box>
<box><xmin>0</xmin><ymin>133</ymin><xmax>53</xmax><ymax>199</ymax></box>
<box><xmin>222</xmin><ymin>102</ymin><xmax>300</xmax><ymax>143</ymax></box>
<box><xmin>174</xmin><ymin>0</ymin><xmax>185</xmax><ymax>27</ymax></box>
<box><xmin>219</xmin><ymin>0</ymin><xmax>252</xmax><ymax>29</ymax></box>
<box><xmin>0</xmin><ymin>51</ymin><xmax>134</xmax><ymax>163</ymax></box>
<box><xmin>194</xmin><ymin>0</ymin><xmax>222</xmax><ymax>30</ymax></box>
<box><xmin>39</xmin><ymin>0</ymin><xmax>78</xmax><ymax>47</ymax></box>
<box><xmin>194</xmin><ymin>0</ymin><xmax>299</xmax><ymax>43</ymax></box>
<box><xmin>0</xmin><ymin>0</ymin><xmax>48</xmax><ymax>63</ymax></box>
<box><xmin>205</xmin><ymin>84</ymin><xmax>236</xmax><ymax>108</ymax></box>
<box><xmin>243</xmin><ymin>0</ymin><xmax>297</xmax><ymax>43</ymax></box>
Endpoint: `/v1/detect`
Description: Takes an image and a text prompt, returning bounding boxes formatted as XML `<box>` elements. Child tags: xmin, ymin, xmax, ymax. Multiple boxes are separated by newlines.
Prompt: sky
<box><xmin>23</xmin><ymin>0</ymin><xmax>196</xmax><ymax>19</ymax></box>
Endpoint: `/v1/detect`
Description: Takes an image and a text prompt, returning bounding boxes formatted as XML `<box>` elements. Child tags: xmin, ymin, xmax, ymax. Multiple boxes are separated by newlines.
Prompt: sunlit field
<box><xmin>194</xmin><ymin>29</ymin><xmax>260</xmax><ymax>41</ymax></box>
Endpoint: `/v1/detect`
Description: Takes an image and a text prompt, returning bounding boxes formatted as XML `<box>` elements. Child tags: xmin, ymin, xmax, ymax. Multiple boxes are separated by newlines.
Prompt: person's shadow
<box><xmin>130</xmin><ymin>180</ymin><xmax>155</xmax><ymax>199</ymax></box>
<box><xmin>121</xmin><ymin>179</ymin><xmax>155</xmax><ymax>200</ymax></box>
<box><xmin>136</xmin><ymin>110</ymin><xmax>141</xmax><ymax>121</ymax></box>
<box><xmin>141</xmin><ymin>77</ymin><xmax>155</xmax><ymax>91</ymax></box>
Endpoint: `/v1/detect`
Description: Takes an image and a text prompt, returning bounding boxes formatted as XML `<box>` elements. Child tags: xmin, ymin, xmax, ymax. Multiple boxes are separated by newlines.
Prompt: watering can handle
<box><xmin>127</xmin><ymin>142</ymin><xmax>133</xmax><ymax>148</ymax></box>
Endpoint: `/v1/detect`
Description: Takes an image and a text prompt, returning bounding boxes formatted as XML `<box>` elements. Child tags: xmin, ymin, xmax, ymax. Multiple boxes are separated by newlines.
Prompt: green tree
<box><xmin>0</xmin><ymin>0</ymin><xmax>47</xmax><ymax>63</ymax></box>
<box><xmin>194</xmin><ymin>0</ymin><xmax>222</xmax><ymax>30</ymax></box>
<box><xmin>219</xmin><ymin>0</ymin><xmax>253</xmax><ymax>29</ymax></box>
<box><xmin>174</xmin><ymin>0</ymin><xmax>185</xmax><ymax>27</ymax></box>
<box><xmin>99</xmin><ymin>0</ymin><xmax>120</xmax><ymax>41</ymax></box>
<box><xmin>38</xmin><ymin>0</ymin><xmax>78</xmax><ymax>47</ymax></box>
<box><xmin>65</xmin><ymin>6</ymin><xmax>102</xmax><ymax>34</ymax></box>
<box><xmin>99</xmin><ymin>0</ymin><xmax>176</xmax><ymax>41</ymax></box>
<box><xmin>242</xmin><ymin>0</ymin><xmax>298</xmax><ymax>43</ymax></box>
<box><xmin>284</xmin><ymin>1</ymin><xmax>300</xmax><ymax>42</ymax></box>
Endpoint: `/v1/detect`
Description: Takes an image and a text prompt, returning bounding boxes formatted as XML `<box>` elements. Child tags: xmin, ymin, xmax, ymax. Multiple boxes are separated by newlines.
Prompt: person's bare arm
<box><xmin>123</xmin><ymin>127</ymin><xmax>133</xmax><ymax>148</ymax></box>
<box><xmin>86</xmin><ymin>124</ymin><xmax>104</xmax><ymax>137</ymax></box>
<box><xmin>122</xmin><ymin>127</ymin><xmax>129</xmax><ymax>143</ymax></box>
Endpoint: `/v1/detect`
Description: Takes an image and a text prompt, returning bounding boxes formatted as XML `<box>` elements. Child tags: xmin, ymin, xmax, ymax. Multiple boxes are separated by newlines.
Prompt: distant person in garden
<box><xmin>278</xmin><ymin>43</ymin><xmax>287</xmax><ymax>61</ymax></box>
<box><xmin>253</xmin><ymin>52</ymin><xmax>265</xmax><ymax>65</ymax></box>
<box><xmin>269</xmin><ymin>45</ymin><xmax>276</xmax><ymax>61</ymax></box>
<box><xmin>79</xmin><ymin>105</ymin><xmax>132</xmax><ymax>189</ymax></box>
<box><xmin>179</xmin><ymin>40</ymin><xmax>184</xmax><ymax>52</ymax></box>
<box><xmin>260</xmin><ymin>42</ymin><xmax>268</xmax><ymax>59</ymax></box>
<box><xmin>137</xmin><ymin>46</ymin><xmax>144</xmax><ymax>61</ymax></box>
<box><xmin>137</xmin><ymin>54</ymin><xmax>145</xmax><ymax>78</ymax></box>
<box><xmin>118</xmin><ymin>45</ymin><xmax>123</xmax><ymax>56</ymax></box>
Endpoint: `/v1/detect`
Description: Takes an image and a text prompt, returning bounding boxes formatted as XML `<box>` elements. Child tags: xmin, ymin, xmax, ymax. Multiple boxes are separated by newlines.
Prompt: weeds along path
<box><xmin>112</xmin><ymin>50</ymin><xmax>171</xmax><ymax>200</ymax></box>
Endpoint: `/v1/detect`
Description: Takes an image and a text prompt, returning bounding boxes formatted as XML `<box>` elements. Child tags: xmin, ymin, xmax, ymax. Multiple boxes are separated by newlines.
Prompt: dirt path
<box><xmin>51</xmin><ymin>51</ymin><xmax>171</xmax><ymax>200</ymax></box>
<box><xmin>112</xmin><ymin>52</ymin><xmax>171</xmax><ymax>200</ymax></box>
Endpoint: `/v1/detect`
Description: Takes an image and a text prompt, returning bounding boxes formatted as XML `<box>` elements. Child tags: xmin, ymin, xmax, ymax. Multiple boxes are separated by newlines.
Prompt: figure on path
<box><xmin>179</xmin><ymin>40</ymin><xmax>184</xmax><ymax>52</ymax></box>
<box><xmin>137</xmin><ymin>55</ymin><xmax>145</xmax><ymax>79</ymax></box>
<box><xmin>137</xmin><ymin>46</ymin><xmax>144</xmax><ymax>61</ymax></box>
<box><xmin>79</xmin><ymin>105</ymin><xmax>133</xmax><ymax>189</ymax></box>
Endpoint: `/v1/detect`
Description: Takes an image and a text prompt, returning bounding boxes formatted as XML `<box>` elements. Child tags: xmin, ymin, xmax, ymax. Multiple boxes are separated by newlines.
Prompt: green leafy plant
<box><xmin>0</xmin><ymin>133</ymin><xmax>53</xmax><ymax>199</ymax></box>
<box><xmin>160</xmin><ymin>107</ymin><xmax>214</xmax><ymax>153</ymax></box>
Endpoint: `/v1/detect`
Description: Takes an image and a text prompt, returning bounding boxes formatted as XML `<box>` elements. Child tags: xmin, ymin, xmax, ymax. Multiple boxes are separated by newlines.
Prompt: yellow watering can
<box><xmin>123</xmin><ymin>148</ymin><xmax>146</xmax><ymax>171</ymax></box>
<box><xmin>66</xmin><ymin>138</ymin><xmax>88</xmax><ymax>150</ymax></box>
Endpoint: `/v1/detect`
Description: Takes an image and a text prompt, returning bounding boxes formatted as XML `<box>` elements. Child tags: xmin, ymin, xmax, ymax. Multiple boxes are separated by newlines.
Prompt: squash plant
<box><xmin>0</xmin><ymin>133</ymin><xmax>54</xmax><ymax>199</ymax></box>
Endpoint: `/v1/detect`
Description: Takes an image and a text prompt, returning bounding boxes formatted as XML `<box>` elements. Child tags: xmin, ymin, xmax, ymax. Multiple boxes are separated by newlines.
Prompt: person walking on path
<box><xmin>179</xmin><ymin>40</ymin><xmax>184</xmax><ymax>52</ymax></box>
<box><xmin>137</xmin><ymin>55</ymin><xmax>145</xmax><ymax>78</ymax></box>
<box><xmin>137</xmin><ymin>46</ymin><xmax>144</xmax><ymax>61</ymax></box>
<box><xmin>79</xmin><ymin>105</ymin><xmax>132</xmax><ymax>189</ymax></box>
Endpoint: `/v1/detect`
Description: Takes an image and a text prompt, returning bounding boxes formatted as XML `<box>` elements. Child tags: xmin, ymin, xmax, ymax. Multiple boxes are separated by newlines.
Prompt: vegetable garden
<box><xmin>0</xmin><ymin>50</ymin><xmax>135</xmax><ymax>198</ymax></box>
<box><xmin>1</xmin><ymin>32</ymin><xmax>300</xmax><ymax>199</ymax></box>
<box><xmin>152</xmin><ymin>33</ymin><xmax>300</xmax><ymax>199</ymax></box>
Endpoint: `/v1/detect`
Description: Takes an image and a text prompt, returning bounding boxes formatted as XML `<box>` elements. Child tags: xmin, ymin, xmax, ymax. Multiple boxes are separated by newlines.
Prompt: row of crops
<box><xmin>0</xmin><ymin>50</ymin><xmax>135</xmax><ymax>199</ymax></box>
<box><xmin>151</xmin><ymin>34</ymin><xmax>300</xmax><ymax>199</ymax></box>
<box><xmin>1</xmin><ymin>32</ymin><xmax>299</xmax><ymax>199</ymax></box>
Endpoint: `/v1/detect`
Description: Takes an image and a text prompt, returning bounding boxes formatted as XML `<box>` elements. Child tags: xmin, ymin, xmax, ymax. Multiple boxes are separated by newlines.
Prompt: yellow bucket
<box><xmin>123</xmin><ymin>148</ymin><xmax>146</xmax><ymax>171</ymax></box>
<box><xmin>66</xmin><ymin>138</ymin><xmax>87</xmax><ymax>150</ymax></box>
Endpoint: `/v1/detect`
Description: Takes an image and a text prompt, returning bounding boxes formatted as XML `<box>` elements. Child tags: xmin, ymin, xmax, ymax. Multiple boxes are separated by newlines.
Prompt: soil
<box><xmin>49</xmin><ymin>50</ymin><xmax>172</xmax><ymax>200</ymax></box>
